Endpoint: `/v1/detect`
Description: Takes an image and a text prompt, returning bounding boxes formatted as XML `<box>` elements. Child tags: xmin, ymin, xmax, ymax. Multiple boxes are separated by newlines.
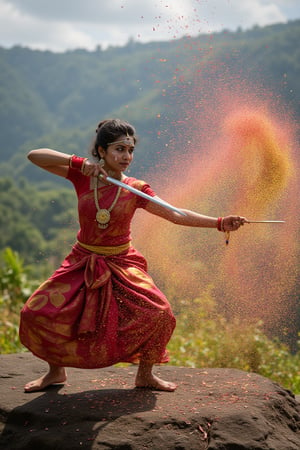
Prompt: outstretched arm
<box><xmin>145</xmin><ymin>196</ymin><xmax>246</xmax><ymax>232</ymax></box>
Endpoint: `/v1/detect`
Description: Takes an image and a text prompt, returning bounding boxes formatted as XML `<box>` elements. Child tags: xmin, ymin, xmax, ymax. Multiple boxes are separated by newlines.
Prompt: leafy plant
<box><xmin>0</xmin><ymin>247</ymin><xmax>39</xmax><ymax>353</ymax></box>
<box><xmin>168</xmin><ymin>296</ymin><xmax>300</xmax><ymax>394</ymax></box>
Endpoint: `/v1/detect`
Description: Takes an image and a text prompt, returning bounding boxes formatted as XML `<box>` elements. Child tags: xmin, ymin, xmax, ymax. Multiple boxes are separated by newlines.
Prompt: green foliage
<box><xmin>0</xmin><ymin>20</ymin><xmax>299</xmax><ymax>181</ymax></box>
<box><xmin>0</xmin><ymin>176</ymin><xmax>77</xmax><ymax>269</ymax></box>
<box><xmin>168</xmin><ymin>296</ymin><xmax>300</xmax><ymax>394</ymax></box>
<box><xmin>0</xmin><ymin>54</ymin><xmax>51</xmax><ymax>160</ymax></box>
<box><xmin>0</xmin><ymin>247</ymin><xmax>39</xmax><ymax>353</ymax></box>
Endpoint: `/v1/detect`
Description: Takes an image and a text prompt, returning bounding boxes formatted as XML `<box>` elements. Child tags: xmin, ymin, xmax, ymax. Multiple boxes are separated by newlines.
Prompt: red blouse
<box><xmin>67</xmin><ymin>167</ymin><xmax>156</xmax><ymax>247</ymax></box>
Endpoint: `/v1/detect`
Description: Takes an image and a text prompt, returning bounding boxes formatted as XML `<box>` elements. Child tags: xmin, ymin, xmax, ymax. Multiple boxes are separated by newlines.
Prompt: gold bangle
<box><xmin>69</xmin><ymin>154</ymin><xmax>75</xmax><ymax>168</ymax></box>
<box><xmin>80</xmin><ymin>158</ymin><xmax>88</xmax><ymax>173</ymax></box>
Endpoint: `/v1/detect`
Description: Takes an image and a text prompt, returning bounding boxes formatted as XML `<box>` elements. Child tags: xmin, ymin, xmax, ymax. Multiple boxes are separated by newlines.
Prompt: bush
<box><xmin>0</xmin><ymin>247</ymin><xmax>39</xmax><ymax>354</ymax></box>
<box><xmin>168</xmin><ymin>296</ymin><xmax>300</xmax><ymax>394</ymax></box>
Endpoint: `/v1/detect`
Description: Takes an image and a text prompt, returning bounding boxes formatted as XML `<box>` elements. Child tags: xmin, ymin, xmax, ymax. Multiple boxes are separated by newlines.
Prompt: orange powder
<box><xmin>133</xmin><ymin>82</ymin><xmax>299</xmax><ymax>343</ymax></box>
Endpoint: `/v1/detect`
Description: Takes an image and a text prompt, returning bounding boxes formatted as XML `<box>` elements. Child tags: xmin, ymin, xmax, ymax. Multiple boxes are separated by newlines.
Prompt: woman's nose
<box><xmin>123</xmin><ymin>151</ymin><xmax>131</xmax><ymax>159</ymax></box>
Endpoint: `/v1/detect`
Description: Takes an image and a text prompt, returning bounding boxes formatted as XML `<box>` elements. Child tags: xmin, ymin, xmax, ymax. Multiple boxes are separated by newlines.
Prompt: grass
<box><xmin>168</xmin><ymin>297</ymin><xmax>300</xmax><ymax>394</ymax></box>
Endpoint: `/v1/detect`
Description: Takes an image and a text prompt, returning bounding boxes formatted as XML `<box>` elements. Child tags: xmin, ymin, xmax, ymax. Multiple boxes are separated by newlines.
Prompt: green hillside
<box><xmin>0</xmin><ymin>19</ymin><xmax>299</xmax><ymax>264</ymax></box>
<box><xmin>0</xmin><ymin>20</ymin><xmax>299</xmax><ymax>356</ymax></box>
<box><xmin>0</xmin><ymin>20</ymin><xmax>299</xmax><ymax>180</ymax></box>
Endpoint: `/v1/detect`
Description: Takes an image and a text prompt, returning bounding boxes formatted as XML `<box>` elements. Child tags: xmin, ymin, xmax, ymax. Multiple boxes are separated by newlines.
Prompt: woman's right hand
<box><xmin>81</xmin><ymin>159</ymin><xmax>108</xmax><ymax>179</ymax></box>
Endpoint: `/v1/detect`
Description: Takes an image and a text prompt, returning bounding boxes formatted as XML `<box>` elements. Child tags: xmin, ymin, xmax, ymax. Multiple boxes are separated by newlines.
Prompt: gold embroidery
<box><xmin>126</xmin><ymin>267</ymin><xmax>154</xmax><ymax>289</ymax></box>
<box><xmin>48</xmin><ymin>282</ymin><xmax>71</xmax><ymax>307</ymax></box>
<box><xmin>27</xmin><ymin>294</ymin><xmax>48</xmax><ymax>311</ymax></box>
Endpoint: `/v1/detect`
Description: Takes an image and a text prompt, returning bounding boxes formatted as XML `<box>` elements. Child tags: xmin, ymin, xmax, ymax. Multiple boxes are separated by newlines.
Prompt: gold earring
<box><xmin>99</xmin><ymin>158</ymin><xmax>105</xmax><ymax>167</ymax></box>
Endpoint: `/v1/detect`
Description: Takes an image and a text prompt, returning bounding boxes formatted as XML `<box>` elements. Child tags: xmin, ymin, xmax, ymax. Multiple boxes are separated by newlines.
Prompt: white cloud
<box><xmin>0</xmin><ymin>1</ymin><xmax>95</xmax><ymax>50</ymax></box>
<box><xmin>0</xmin><ymin>0</ymin><xmax>298</xmax><ymax>51</ymax></box>
<box><xmin>0</xmin><ymin>0</ymin><xmax>195</xmax><ymax>24</ymax></box>
<box><xmin>222</xmin><ymin>0</ymin><xmax>286</xmax><ymax>29</ymax></box>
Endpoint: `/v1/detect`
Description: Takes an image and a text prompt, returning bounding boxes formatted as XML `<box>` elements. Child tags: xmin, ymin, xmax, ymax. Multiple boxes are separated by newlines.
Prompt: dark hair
<box><xmin>91</xmin><ymin>119</ymin><xmax>137</xmax><ymax>160</ymax></box>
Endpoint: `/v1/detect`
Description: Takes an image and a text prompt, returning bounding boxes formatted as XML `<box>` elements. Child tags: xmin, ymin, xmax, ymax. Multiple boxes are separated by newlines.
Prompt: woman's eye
<box><xmin>115</xmin><ymin>146</ymin><xmax>134</xmax><ymax>154</ymax></box>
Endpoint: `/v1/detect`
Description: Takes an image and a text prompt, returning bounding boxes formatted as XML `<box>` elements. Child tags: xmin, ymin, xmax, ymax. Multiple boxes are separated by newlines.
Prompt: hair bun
<box><xmin>96</xmin><ymin>120</ymin><xmax>110</xmax><ymax>133</ymax></box>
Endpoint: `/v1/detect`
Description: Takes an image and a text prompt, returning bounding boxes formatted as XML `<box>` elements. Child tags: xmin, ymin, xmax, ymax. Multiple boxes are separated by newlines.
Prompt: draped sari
<box><xmin>19</xmin><ymin>169</ymin><xmax>176</xmax><ymax>368</ymax></box>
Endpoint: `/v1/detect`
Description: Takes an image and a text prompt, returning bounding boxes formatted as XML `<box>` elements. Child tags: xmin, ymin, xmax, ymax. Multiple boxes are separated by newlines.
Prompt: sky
<box><xmin>0</xmin><ymin>0</ymin><xmax>299</xmax><ymax>52</ymax></box>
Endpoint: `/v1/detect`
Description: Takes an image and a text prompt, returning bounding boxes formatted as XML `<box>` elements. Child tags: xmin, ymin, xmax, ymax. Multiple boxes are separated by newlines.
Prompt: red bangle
<box><xmin>69</xmin><ymin>155</ymin><xmax>86</xmax><ymax>170</ymax></box>
<box><xmin>217</xmin><ymin>217</ymin><xmax>223</xmax><ymax>231</ymax></box>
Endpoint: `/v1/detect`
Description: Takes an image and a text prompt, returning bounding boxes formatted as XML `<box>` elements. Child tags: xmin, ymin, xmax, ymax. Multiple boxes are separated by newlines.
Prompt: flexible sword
<box><xmin>100</xmin><ymin>175</ymin><xmax>187</xmax><ymax>216</ymax></box>
<box><xmin>247</xmin><ymin>220</ymin><xmax>285</xmax><ymax>223</ymax></box>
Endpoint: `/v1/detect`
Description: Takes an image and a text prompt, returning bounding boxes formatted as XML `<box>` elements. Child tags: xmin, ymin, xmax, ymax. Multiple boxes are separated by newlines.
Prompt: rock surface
<box><xmin>0</xmin><ymin>353</ymin><xmax>299</xmax><ymax>449</ymax></box>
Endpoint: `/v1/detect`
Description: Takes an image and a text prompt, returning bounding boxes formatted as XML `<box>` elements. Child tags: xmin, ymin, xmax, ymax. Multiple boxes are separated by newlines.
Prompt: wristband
<box><xmin>69</xmin><ymin>155</ymin><xmax>86</xmax><ymax>170</ymax></box>
<box><xmin>217</xmin><ymin>217</ymin><xmax>223</xmax><ymax>231</ymax></box>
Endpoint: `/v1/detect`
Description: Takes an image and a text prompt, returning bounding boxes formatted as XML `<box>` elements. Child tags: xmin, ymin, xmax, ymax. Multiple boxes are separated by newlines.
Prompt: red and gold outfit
<box><xmin>19</xmin><ymin>168</ymin><xmax>176</xmax><ymax>368</ymax></box>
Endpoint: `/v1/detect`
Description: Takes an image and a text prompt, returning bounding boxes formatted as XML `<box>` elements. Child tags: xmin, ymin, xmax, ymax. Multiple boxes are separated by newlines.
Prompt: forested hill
<box><xmin>0</xmin><ymin>19</ymin><xmax>299</xmax><ymax>183</ymax></box>
<box><xmin>0</xmin><ymin>19</ymin><xmax>299</xmax><ymax>267</ymax></box>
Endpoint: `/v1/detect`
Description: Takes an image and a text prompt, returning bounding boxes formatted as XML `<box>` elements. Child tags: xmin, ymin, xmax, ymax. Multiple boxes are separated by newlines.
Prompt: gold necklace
<box><xmin>94</xmin><ymin>178</ymin><xmax>121</xmax><ymax>229</ymax></box>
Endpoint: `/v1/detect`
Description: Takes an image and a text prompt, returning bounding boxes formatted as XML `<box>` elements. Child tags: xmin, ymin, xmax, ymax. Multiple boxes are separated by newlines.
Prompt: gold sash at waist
<box><xmin>77</xmin><ymin>240</ymin><xmax>131</xmax><ymax>256</ymax></box>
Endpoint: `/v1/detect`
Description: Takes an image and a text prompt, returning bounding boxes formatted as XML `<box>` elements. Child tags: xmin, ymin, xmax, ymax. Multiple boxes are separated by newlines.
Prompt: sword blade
<box><xmin>247</xmin><ymin>220</ymin><xmax>285</xmax><ymax>223</ymax></box>
<box><xmin>104</xmin><ymin>176</ymin><xmax>187</xmax><ymax>216</ymax></box>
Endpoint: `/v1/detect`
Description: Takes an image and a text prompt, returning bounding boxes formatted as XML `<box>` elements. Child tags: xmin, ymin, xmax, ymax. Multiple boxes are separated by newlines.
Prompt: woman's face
<box><xmin>99</xmin><ymin>135</ymin><xmax>135</xmax><ymax>175</ymax></box>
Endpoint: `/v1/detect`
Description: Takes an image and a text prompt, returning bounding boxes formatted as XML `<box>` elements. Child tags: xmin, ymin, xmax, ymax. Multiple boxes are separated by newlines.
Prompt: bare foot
<box><xmin>24</xmin><ymin>366</ymin><xmax>67</xmax><ymax>393</ymax></box>
<box><xmin>135</xmin><ymin>372</ymin><xmax>177</xmax><ymax>392</ymax></box>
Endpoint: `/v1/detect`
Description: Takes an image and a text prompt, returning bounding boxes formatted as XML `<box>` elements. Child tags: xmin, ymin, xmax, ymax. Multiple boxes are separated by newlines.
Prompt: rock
<box><xmin>0</xmin><ymin>353</ymin><xmax>299</xmax><ymax>449</ymax></box>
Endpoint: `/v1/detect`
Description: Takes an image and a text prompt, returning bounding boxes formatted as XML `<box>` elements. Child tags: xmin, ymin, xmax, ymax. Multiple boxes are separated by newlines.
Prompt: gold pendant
<box><xmin>96</xmin><ymin>209</ymin><xmax>111</xmax><ymax>229</ymax></box>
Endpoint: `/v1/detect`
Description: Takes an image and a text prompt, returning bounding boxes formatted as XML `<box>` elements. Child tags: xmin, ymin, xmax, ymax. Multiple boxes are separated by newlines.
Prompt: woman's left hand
<box><xmin>222</xmin><ymin>215</ymin><xmax>247</xmax><ymax>231</ymax></box>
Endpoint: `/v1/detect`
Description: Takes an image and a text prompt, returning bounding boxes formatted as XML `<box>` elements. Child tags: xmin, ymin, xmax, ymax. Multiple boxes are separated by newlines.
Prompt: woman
<box><xmin>20</xmin><ymin>118</ymin><xmax>246</xmax><ymax>393</ymax></box>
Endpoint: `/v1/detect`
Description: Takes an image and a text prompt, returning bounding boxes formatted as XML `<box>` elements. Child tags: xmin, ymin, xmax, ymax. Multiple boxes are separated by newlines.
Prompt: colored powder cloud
<box><xmin>133</xmin><ymin>77</ymin><xmax>299</xmax><ymax>344</ymax></box>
